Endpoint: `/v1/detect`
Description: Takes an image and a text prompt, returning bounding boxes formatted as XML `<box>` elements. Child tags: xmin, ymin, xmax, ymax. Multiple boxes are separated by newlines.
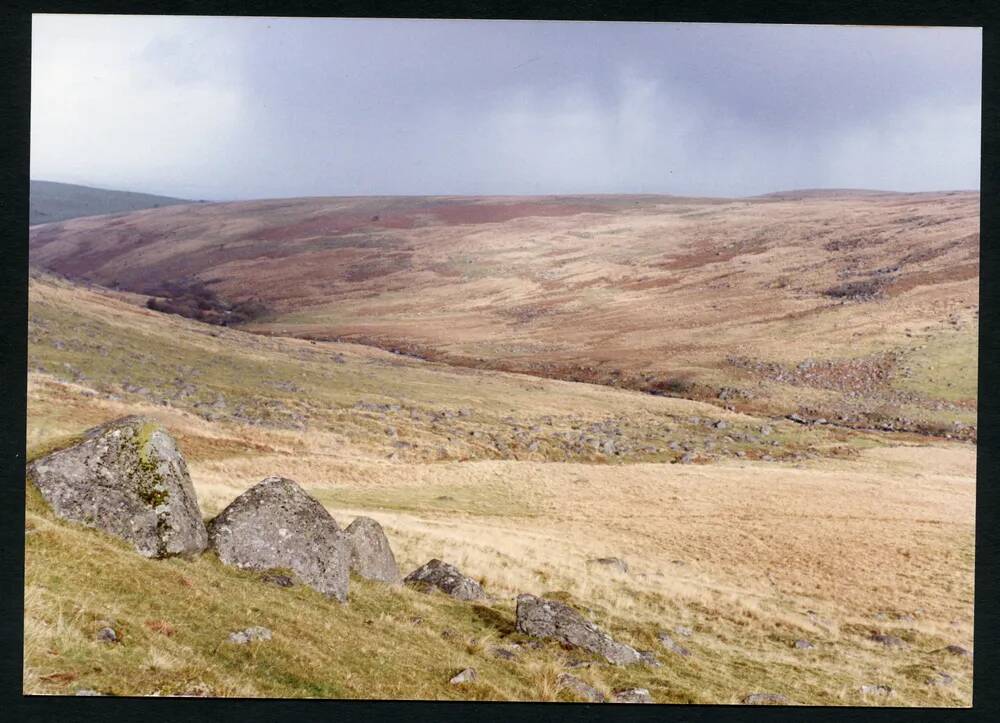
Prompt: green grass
<box><xmin>894</xmin><ymin>328</ymin><xmax>978</xmax><ymax>403</ymax></box>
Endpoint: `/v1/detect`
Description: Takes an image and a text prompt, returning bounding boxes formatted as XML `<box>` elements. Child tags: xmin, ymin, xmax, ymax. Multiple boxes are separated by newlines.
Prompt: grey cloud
<box><xmin>31</xmin><ymin>15</ymin><xmax>981</xmax><ymax>199</ymax></box>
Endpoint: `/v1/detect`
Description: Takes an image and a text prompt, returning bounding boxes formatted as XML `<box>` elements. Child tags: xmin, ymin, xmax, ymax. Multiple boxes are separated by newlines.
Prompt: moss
<box><xmin>130</xmin><ymin>423</ymin><xmax>170</xmax><ymax>509</ymax></box>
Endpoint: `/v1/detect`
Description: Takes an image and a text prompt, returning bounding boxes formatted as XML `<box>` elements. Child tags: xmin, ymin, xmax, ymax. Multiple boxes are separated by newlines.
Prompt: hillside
<box><xmin>29</xmin><ymin>180</ymin><xmax>193</xmax><ymax>226</ymax></box>
<box><xmin>24</xmin><ymin>272</ymin><xmax>974</xmax><ymax>704</ymax></box>
<box><xmin>28</xmin><ymin>192</ymin><xmax>979</xmax><ymax>438</ymax></box>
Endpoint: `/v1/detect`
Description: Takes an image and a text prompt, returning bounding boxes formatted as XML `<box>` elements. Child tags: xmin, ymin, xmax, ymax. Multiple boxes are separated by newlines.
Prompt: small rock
<box><xmin>926</xmin><ymin>671</ymin><xmax>954</xmax><ymax>687</ymax></box>
<box><xmin>793</xmin><ymin>639</ymin><xmax>815</xmax><ymax>649</ymax></box>
<box><xmin>515</xmin><ymin>593</ymin><xmax>642</xmax><ymax>665</ymax></box>
<box><xmin>260</xmin><ymin>573</ymin><xmax>295</xmax><ymax>588</ymax></box>
<box><xmin>612</xmin><ymin>687</ymin><xmax>653</xmax><ymax>704</ymax></box>
<box><xmin>674</xmin><ymin>625</ymin><xmax>694</xmax><ymax>638</ymax></box>
<box><xmin>657</xmin><ymin>632</ymin><xmax>691</xmax><ymax>657</ymax></box>
<box><xmin>75</xmin><ymin>689</ymin><xmax>102</xmax><ymax>696</ymax></box>
<box><xmin>491</xmin><ymin>647</ymin><xmax>517</xmax><ymax>661</ymax></box>
<box><xmin>637</xmin><ymin>650</ymin><xmax>662</xmax><ymax>667</ymax></box>
<box><xmin>557</xmin><ymin>673</ymin><xmax>605</xmax><ymax>702</ymax></box>
<box><xmin>942</xmin><ymin>644</ymin><xmax>973</xmax><ymax>658</ymax></box>
<box><xmin>404</xmin><ymin>559</ymin><xmax>488</xmax><ymax>601</ymax></box>
<box><xmin>449</xmin><ymin>667</ymin><xmax>477</xmax><ymax>685</ymax></box>
<box><xmin>860</xmin><ymin>684</ymin><xmax>892</xmax><ymax>697</ymax></box>
<box><xmin>95</xmin><ymin>627</ymin><xmax>117</xmax><ymax>643</ymax></box>
<box><xmin>870</xmin><ymin>632</ymin><xmax>906</xmax><ymax>648</ymax></box>
<box><xmin>586</xmin><ymin>557</ymin><xmax>628</xmax><ymax>574</ymax></box>
<box><xmin>228</xmin><ymin>626</ymin><xmax>272</xmax><ymax>645</ymax></box>
<box><xmin>742</xmin><ymin>693</ymin><xmax>789</xmax><ymax>705</ymax></box>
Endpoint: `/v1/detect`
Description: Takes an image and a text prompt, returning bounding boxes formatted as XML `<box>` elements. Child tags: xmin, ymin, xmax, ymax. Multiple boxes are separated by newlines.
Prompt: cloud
<box><xmin>30</xmin><ymin>16</ymin><xmax>982</xmax><ymax>199</ymax></box>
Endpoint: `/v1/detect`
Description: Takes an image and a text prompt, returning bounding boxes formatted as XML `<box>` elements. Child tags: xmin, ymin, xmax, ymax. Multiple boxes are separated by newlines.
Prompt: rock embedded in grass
<box><xmin>344</xmin><ymin>516</ymin><xmax>400</xmax><ymax>583</ymax></box>
<box><xmin>449</xmin><ymin>668</ymin><xmax>477</xmax><ymax>685</ymax></box>
<box><xmin>586</xmin><ymin>557</ymin><xmax>628</xmax><ymax>574</ymax></box>
<box><xmin>657</xmin><ymin>632</ymin><xmax>691</xmax><ymax>657</ymax></box>
<box><xmin>926</xmin><ymin>671</ymin><xmax>955</xmax><ymax>687</ymax></box>
<box><xmin>26</xmin><ymin>416</ymin><xmax>208</xmax><ymax>558</ymax></box>
<box><xmin>860</xmin><ymin>684</ymin><xmax>892</xmax><ymax>697</ymax></box>
<box><xmin>941</xmin><ymin>644</ymin><xmax>973</xmax><ymax>659</ymax></box>
<box><xmin>557</xmin><ymin>673</ymin><xmax>605</xmax><ymax>702</ymax></box>
<box><xmin>228</xmin><ymin>626</ymin><xmax>272</xmax><ymax>644</ymax></box>
<box><xmin>207</xmin><ymin>476</ymin><xmax>351</xmax><ymax>602</ymax></box>
<box><xmin>95</xmin><ymin>627</ymin><xmax>117</xmax><ymax>643</ymax></box>
<box><xmin>514</xmin><ymin>593</ymin><xmax>642</xmax><ymax>666</ymax></box>
<box><xmin>403</xmin><ymin>559</ymin><xmax>488</xmax><ymax>601</ymax></box>
<box><xmin>742</xmin><ymin>693</ymin><xmax>789</xmax><ymax>705</ymax></box>
<box><xmin>612</xmin><ymin>688</ymin><xmax>653</xmax><ymax>704</ymax></box>
<box><xmin>870</xmin><ymin>632</ymin><xmax>906</xmax><ymax>648</ymax></box>
<box><xmin>793</xmin><ymin>639</ymin><xmax>815</xmax><ymax>649</ymax></box>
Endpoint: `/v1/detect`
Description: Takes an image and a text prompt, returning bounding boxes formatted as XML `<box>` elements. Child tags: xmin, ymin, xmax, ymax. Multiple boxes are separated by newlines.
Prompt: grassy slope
<box><xmin>30</xmin><ymin>180</ymin><xmax>192</xmax><ymax>226</ymax></box>
<box><xmin>28</xmin><ymin>192</ymin><xmax>979</xmax><ymax>434</ymax></box>
<box><xmin>24</xmin><ymin>274</ymin><xmax>975</xmax><ymax>704</ymax></box>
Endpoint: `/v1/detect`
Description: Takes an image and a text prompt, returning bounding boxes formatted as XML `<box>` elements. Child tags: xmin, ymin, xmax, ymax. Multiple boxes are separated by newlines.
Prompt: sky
<box><xmin>31</xmin><ymin>15</ymin><xmax>982</xmax><ymax>200</ymax></box>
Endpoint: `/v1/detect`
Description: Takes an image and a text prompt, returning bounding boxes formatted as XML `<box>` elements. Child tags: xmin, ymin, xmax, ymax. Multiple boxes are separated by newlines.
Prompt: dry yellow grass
<box><xmin>24</xmin><ymin>272</ymin><xmax>975</xmax><ymax>705</ymax></box>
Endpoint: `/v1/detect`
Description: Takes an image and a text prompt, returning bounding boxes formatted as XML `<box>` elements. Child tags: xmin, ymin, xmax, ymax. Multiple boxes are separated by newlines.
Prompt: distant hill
<box><xmin>29</xmin><ymin>180</ymin><xmax>193</xmax><ymax>225</ymax></box>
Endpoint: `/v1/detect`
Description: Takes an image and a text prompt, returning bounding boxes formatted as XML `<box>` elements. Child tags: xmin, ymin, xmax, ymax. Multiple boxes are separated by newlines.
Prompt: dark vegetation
<box><xmin>146</xmin><ymin>280</ymin><xmax>269</xmax><ymax>326</ymax></box>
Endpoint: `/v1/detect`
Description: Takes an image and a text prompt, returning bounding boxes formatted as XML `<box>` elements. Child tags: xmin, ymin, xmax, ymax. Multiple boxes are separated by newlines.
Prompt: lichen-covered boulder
<box><xmin>26</xmin><ymin>416</ymin><xmax>208</xmax><ymax>558</ymax></box>
<box><xmin>344</xmin><ymin>516</ymin><xmax>400</xmax><ymax>583</ymax></box>
<box><xmin>207</xmin><ymin>476</ymin><xmax>350</xmax><ymax>602</ymax></box>
<box><xmin>515</xmin><ymin>593</ymin><xmax>641</xmax><ymax>665</ymax></box>
<box><xmin>403</xmin><ymin>559</ymin><xmax>488</xmax><ymax>601</ymax></box>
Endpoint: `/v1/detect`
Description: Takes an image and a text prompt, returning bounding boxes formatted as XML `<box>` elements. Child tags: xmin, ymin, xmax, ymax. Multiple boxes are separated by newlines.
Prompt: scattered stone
<box><xmin>207</xmin><ymin>477</ymin><xmax>351</xmax><ymax>602</ymax></box>
<box><xmin>637</xmin><ymin>650</ymin><xmax>662</xmax><ymax>667</ymax></box>
<box><xmin>674</xmin><ymin>625</ymin><xmax>694</xmax><ymax>638</ymax></box>
<box><xmin>657</xmin><ymin>632</ymin><xmax>691</xmax><ymax>657</ymax></box>
<box><xmin>260</xmin><ymin>573</ymin><xmax>295</xmax><ymax>588</ymax></box>
<box><xmin>612</xmin><ymin>688</ymin><xmax>653</xmax><ymax>704</ymax></box>
<box><xmin>860</xmin><ymin>684</ymin><xmax>892</xmax><ymax>697</ymax></box>
<box><xmin>557</xmin><ymin>673</ymin><xmax>605</xmax><ymax>702</ymax></box>
<box><xmin>941</xmin><ymin>644</ymin><xmax>973</xmax><ymax>659</ymax></box>
<box><xmin>678</xmin><ymin>452</ymin><xmax>695</xmax><ymax>464</ymax></box>
<box><xmin>25</xmin><ymin>417</ymin><xmax>209</xmax><ymax>558</ymax></box>
<box><xmin>491</xmin><ymin>647</ymin><xmax>518</xmax><ymax>661</ymax></box>
<box><xmin>515</xmin><ymin>593</ymin><xmax>641</xmax><ymax>665</ymax></box>
<box><xmin>344</xmin><ymin>516</ymin><xmax>400</xmax><ymax>584</ymax></box>
<box><xmin>787</xmin><ymin>413</ymin><xmax>808</xmax><ymax>424</ymax></box>
<box><xmin>403</xmin><ymin>559</ymin><xmax>488</xmax><ymax>601</ymax></box>
<box><xmin>587</xmin><ymin>557</ymin><xmax>628</xmax><ymax>574</ymax></box>
<box><xmin>926</xmin><ymin>671</ymin><xmax>955</xmax><ymax>687</ymax></box>
<box><xmin>75</xmin><ymin>689</ymin><xmax>102</xmax><ymax>696</ymax></box>
<box><xmin>449</xmin><ymin>667</ymin><xmax>477</xmax><ymax>685</ymax></box>
<box><xmin>793</xmin><ymin>639</ymin><xmax>815</xmax><ymax>649</ymax></box>
<box><xmin>440</xmin><ymin>627</ymin><xmax>459</xmax><ymax>640</ymax></box>
<box><xmin>742</xmin><ymin>693</ymin><xmax>789</xmax><ymax>705</ymax></box>
<box><xmin>228</xmin><ymin>626</ymin><xmax>272</xmax><ymax>645</ymax></box>
<box><xmin>870</xmin><ymin>632</ymin><xmax>906</xmax><ymax>648</ymax></box>
<box><xmin>95</xmin><ymin>627</ymin><xmax>117</xmax><ymax>643</ymax></box>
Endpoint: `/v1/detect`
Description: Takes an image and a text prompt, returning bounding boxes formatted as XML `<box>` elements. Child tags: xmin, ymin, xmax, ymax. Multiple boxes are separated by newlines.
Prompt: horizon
<box><xmin>29</xmin><ymin>177</ymin><xmax>982</xmax><ymax>205</ymax></box>
<box><xmin>31</xmin><ymin>16</ymin><xmax>981</xmax><ymax>200</ymax></box>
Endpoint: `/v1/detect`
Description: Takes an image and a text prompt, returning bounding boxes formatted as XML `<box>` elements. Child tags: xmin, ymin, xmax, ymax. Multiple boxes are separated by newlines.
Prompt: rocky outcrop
<box><xmin>514</xmin><ymin>593</ymin><xmax>641</xmax><ymax>665</ymax></box>
<box><xmin>344</xmin><ymin>516</ymin><xmax>399</xmax><ymax>583</ymax></box>
<box><xmin>26</xmin><ymin>416</ymin><xmax>208</xmax><ymax>558</ymax></box>
<box><xmin>207</xmin><ymin>476</ymin><xmax>350</xmax><ymax>602</ymax></box>
<box><xmin>403</xmin><ymin>559</ymin><xmax>488</xmax><ymax>601</ymax></box>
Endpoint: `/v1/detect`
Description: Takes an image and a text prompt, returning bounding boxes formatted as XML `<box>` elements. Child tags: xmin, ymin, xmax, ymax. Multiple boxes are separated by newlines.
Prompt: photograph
<box><xmin>24</xmin><ymin>14</ymin><xmax>980</xmax><ymax>705</ymax></box>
